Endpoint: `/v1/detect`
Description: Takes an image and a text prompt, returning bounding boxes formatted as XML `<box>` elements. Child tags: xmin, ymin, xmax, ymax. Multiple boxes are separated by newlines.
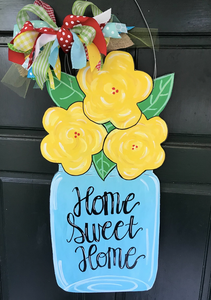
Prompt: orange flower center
<box><xmin>112</xmin><ymin>87</ymin><xmax>119</xmax><ymax>95</ymax></box>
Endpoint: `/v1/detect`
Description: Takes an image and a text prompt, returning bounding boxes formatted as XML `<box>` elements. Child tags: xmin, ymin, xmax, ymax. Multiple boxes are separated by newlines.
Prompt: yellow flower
<box><xmin>103</xmin><ymin>114</ymin><xmax>168</xmax><ymax>180</ymax></box>
<box><xmin>77</xmin><ymin>51</ymin><xmax>153</xmax><ymax>129</ymax></box>
<box><xmin>41</xmin><ymin>102</ymin><xmax>107</xmax><ymax>175</ymax></box>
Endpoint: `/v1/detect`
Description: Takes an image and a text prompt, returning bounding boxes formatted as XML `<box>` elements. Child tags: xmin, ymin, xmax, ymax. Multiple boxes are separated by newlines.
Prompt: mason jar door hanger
<box><xmin>4</xmin><ymin>0</ymin><xmax>174</xmax><ymax>293</ymax></box>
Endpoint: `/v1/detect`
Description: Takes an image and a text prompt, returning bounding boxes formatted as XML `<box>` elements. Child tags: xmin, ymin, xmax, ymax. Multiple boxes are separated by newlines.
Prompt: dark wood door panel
<box><xmin>1</xmin><ymin>0</ymin><xmax>211</xmax><ymax>33</ymax></box>
<box><xmin>137</xmin><ymin>48</ymin><xmax>211</xmax><ymax>135</ymax></box>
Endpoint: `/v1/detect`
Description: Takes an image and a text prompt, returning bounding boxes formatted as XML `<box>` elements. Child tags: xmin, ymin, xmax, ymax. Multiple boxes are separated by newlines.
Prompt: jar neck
<box><xmin>58</xmin><ymin>164</ymin><xmax>154</xmax><ymax>178</ymax></box>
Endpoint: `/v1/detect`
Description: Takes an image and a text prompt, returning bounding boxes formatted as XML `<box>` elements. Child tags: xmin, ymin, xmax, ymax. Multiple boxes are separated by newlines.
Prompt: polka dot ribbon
<box><xmin>57</xmin><ymin>15</ymin><xmax>88</xmax><ymax>52</ymax></box>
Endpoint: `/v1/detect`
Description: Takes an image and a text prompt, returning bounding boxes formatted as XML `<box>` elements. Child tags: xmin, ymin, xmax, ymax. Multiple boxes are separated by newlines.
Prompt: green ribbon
<box><xmin>33</xmin><ymin>41</ymin><xmax>54</xmax><ymax>89</ymax></box>
<box><xmin>8</xmin><ymin>43</ymin><xmax>32</xmax><ymax>56</ymax></box>
<box><xmin>72</xmin><ymin>25</ymin><xmax>96</xmax><ymax>45</ymax></box>
<box><xmin>72</xmin><ymin>0</ymin><xmax>102</xmax><ymax>17</ymax></box>
<box><xmin>8</xmin><ymin>43</ymin><xmax>25</xmax><ymax>53</ymax></box>
<box><xmin>16</xmin><ymin>4</ymin><xmax>58</xmax><ymax>30</ymax></box>
<box><xmin>15</xmin><ymin>4</ymin><xmax>59</xmax><ymax>89</ymax></box>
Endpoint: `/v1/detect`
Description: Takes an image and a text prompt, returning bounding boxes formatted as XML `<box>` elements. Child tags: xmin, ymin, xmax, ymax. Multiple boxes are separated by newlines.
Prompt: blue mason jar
<box><xmin>50</xmin><ymin>164</ymin><xmax>160</xmax><ymax>293</ymax></box>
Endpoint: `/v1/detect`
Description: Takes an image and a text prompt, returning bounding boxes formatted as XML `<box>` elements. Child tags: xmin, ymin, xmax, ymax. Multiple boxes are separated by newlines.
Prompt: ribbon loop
<box><xmin>63</xmin><ymin>15</ymin><xmax>89</xmax><ymax>29</ymax></box>
<box><xmin>57</xmin><ymin>28</ymin><xmax>73</xmax><ymax>53</ymax></box>
<box><xmin>16</xmin><ymin>4</ymin><xmax>58</xmax><ymax>30</ymax></box>
<box><xmin>72</xmin><ymin>0</ymin><xmax>102</xmax><ymax>17</ymax></box>
<box><xmin>72</xmin><ymin>25</ymin><xmax>96</xmax><ymax>46</ymax></box>
<box><xmin>34</xmin><ymin>0</ymin><xmax>57</xmax><ymax>24</ymax></box>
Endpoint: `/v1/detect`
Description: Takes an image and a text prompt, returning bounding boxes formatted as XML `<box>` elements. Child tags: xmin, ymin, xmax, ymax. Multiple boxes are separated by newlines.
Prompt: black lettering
<box><xmin>114</xmin><ymin>221</ymin><xmax>127</xmax><ymax>240</ymax></box>
<box><xmin>101</xmin><ymin>221</ymin><xmax>113</xmax><ymax>240</ymax></box>
<box><xmin>73</xmin><ymin>186</ymin><xmax>94</xmax><ymax>217</ymax></box>
<box><xmin>91</xmin><ymin>195</ymin><xmax>104</xmax><ymax>215</ymax></box>
<box><xmin>67</xmin><ymin>213</ymin><xmax>85</xmax><ymax>244</ymax></box>
<box><xmin>88</xmin><ymin>244</ymin><xmax>98</xmax><ymax>270</ymax></box>
<box><xmin>96</xmin><ymin>252</ymin><xmax>107</xmax><ymax>267</ymax></box>
<box><xmin>123</xmin><ymin>193</ymin><xmax>140</xmax><ymax>214</ymax></box>
<box><xmin>127</xmin><ymin>215</ymin><xmax>143</xmax><ymax>238</ymax></box>
<box><xmin>125</xmin><ymin>247</ymin><xmax>145</xmax><ymax>269</ymax></box>
<box><xmin>75</xmin><ymin>246</ymin><xmax>87</xmax><ymax>272</ymax></box>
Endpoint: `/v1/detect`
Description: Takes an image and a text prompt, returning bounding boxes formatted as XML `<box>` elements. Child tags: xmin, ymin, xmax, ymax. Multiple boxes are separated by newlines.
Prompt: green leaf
<box><xmin>93</xmin><ymin>122</ymin><xmax>116</xmax><ymax>180</ymax></box>
<box><xmin>46</xmin><ymin>72</ymin><xmax>85</xmax><ymax>109</ymax></box>
<box><xmin>138</xmin><ymin>73</ymin><xmax>174</xmax><ymax>119</ymax></box>
<box><xmin>103</xmin><ymin>121</ymin><xmax>115</xmax><ymax>133</ymax></box>
<box><xmin>93</xmin><ymin>151</ymin><xmax>116</xmax><ymax>181</ymax></box>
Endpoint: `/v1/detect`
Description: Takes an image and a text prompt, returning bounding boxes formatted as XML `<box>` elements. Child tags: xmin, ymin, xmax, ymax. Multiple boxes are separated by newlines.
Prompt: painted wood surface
<box><xmin>0</xmin><ymin>0</ymin><xmax>211</xmax><ymax>299</ymax></box>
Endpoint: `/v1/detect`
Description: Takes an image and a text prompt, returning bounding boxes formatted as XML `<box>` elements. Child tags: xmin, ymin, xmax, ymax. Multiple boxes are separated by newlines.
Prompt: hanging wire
<box><xmin>64</xmin><ymin>0</ymin><xmax>156</xmax><ymax>78</ymax></box>
<box><xmin>133</xmin><ymin>0</ymin><xmax>157</xmax><ymax>80</ymax></box>
<box><xmin>64</xmin><ymin>53</ymin><xmax>73</xmax><ymax>75</ymax></box>
<box><xmin>66</xmin><ymin>53</ymin><xmax>72</xmax><ymax>75</ymax></box>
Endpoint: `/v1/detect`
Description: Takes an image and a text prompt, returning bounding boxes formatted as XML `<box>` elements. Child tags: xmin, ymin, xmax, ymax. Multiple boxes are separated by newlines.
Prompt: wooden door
<box><xmin>1</xmin><ymin>0</ymin><xmax>211</xmax><ymax>299</ymax></box>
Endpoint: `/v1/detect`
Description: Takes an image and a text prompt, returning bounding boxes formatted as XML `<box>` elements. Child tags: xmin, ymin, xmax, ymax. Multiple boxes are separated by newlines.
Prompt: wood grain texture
<box><xmin>136</xmin><ymin>48</ymin><xmax>211</xmax><ymax>134</ymax></box>
<box><xmin>1</xmin><ymin>0</ymin><xmax>211</xmax><ymax>33</ymax></box>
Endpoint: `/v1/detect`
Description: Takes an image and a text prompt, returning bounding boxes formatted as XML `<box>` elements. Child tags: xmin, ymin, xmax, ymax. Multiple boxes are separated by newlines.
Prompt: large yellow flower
<box><xmin>103</xmin><ymin>114</ymin><xmax>168</xmax><ymax>180</ymax></box>
<box><xmin>77</xmin><ymin>51</ymin><xmax>153</xmax><ymax>129</ymax></box>
<box><xmin>41</xmin><ymin>102</ymin><xmax>107</xmax><ymax>175</ymax></box>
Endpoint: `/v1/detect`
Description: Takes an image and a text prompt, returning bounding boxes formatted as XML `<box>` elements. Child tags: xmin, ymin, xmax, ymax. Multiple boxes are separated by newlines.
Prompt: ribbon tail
<box><xmin>33</xmin><ymin>41</ymin><xmax>53</xmax><ymax>89</ymax></box>
<box><xmin>34</xmin><ymin>34</ymin><xmax>56</xmax><ymax>60</ymax></box>
<box><xmin>8</xmin><ymin>48</ymin><xmax>25</xmax><ymax>64</ymax></box>
<box><xmin>83</xmin><ymin>18</ymin><xmax>107</xmax><ymax>56</ymax></box>
<box><xmin>49</xmin><ymin>38</ymin><xmax>59</xmax><ymax>68</ymax></box>
<box><xmin>87</xmin><ymin>43</ymin><xmax>101</xmax><ymax>71</ymax></box>
<box><xmin>48</xmin><ymin>68</ymin><xmax>55</xmax><ymax>89</ymax></box>
<box><xmin>93</xmin><ymin>8</ymin><xmax>111</xmax><ymax>24</ymax></box>
<box><xmin>71</xmin><ymin>32</ymin><xmax>87</xmax><ymax>69</ymax></box>
<box><xmin>54</xmin><ymin>54</ymin><xmax>61</xmax><ymax>80</ymax></box>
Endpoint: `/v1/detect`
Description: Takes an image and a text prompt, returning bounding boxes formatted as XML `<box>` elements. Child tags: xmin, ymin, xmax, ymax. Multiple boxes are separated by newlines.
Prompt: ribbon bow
<box><xmin>57</xmin><ymin>15</ymin><xmax>107</xmax><ymax>55</ymax></box>
<box><xmin>10</xmin><ymin>14</ymin><xmax>106</xmax><ymax>56</ymax></box>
